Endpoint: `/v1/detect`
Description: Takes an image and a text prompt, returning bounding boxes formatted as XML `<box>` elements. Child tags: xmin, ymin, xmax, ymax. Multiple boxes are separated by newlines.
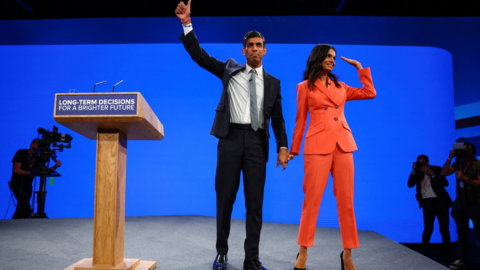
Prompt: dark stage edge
<box><xmin>0</xmin><ymin>215</ymin><xmax>447</xmax><ymax>270</ymax></box>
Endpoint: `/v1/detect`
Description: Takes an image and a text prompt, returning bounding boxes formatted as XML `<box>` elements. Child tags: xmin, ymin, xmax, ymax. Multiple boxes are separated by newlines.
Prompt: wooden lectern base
<box><xmin>64</xmin><ymin>258</ymin><xmax>156</xmax><ymax>270</ymax></box>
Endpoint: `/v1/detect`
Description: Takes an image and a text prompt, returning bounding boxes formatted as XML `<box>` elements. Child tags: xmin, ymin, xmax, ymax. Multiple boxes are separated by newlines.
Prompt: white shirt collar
<box><xmin>245</xmin><ymin>64</ymin><xmax>263</xmax><ymax>77</ymax></box>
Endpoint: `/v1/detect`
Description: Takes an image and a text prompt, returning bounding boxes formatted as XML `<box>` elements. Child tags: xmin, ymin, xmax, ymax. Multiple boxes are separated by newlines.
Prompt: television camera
<box><xmin>35</xmin><ymin>126</ymin><xmax>72</xmax><ymax>175</ymax></box>
<box><xmin>453</xmin><ymin>137</ymin><xmax>477</xmax><ymax>162</ymax></box>
<box><xmin>31</xmin><ymin>126</ymin><xmax>72</xmax><ymax>218</ymax></box>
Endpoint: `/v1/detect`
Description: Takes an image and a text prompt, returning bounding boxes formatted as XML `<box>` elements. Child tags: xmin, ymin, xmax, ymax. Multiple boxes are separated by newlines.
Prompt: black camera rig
<box><xmin>34</xmin><ymin>126</ymin><xmax>72</xmax><ymax>175</ymax></box>
<box><xmin>453</xmin><ymin>137</ymin><xmax>477</xmax><ymax>162</ymax></box>
<box><xmin>415</xmin><ymin>161</ymin><xmax>426</xmax><ymax>169</ymax></box>
<box><xmin>30</xmin><ymin>126</ymin><xmax>73</xmax><ymax>218</ymax></box>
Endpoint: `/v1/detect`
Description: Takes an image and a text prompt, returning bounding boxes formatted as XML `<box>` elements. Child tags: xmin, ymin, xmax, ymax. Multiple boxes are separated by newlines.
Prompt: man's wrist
<box><xmin>181</xmin><ymin>17</ymin><xmax>191</xmax><ymax>25</ymax></box>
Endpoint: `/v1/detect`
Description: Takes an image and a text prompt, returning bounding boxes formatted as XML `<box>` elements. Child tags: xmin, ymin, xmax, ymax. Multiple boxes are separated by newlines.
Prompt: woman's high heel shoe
<box><xmin>294</xmin><ymin>253</ymin><xmax>306</xmax><ymax>270</ymax></box>
<box><xmin>340</xmin><ymin>251</ymin><xmax>345</xmax><ymax>270</ymax></box>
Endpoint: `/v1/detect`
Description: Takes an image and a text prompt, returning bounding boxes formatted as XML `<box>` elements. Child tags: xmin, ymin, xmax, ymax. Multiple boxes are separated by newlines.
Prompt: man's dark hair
<box><xmin>303</xmin><ymin>44</ymin><xmax>341</xmax><ymax>90</ymax></box>
<box><xmin>417</xmin><ymin>154</ymin><xmax>429</xmax><ymax>163</ymax></box>
<box><xmin>31</xmin><ymin>138</ymin><xmax>39</xmax><ymax>143</ymax></box>
<box><xmin>242</xmin><ymin>31</ymin><xmax>266</xmax><ymax>48</ymax></box>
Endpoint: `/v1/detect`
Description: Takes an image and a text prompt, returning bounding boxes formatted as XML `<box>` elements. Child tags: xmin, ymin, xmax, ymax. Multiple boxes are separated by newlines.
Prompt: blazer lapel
<box><xmin>223</xmin><ymin>64</ymin><xmax>245</xmax><ymax>105</ymax></box>
<box><xmin>229</xmin><ymin>64</ymin><xmax>245</xmax><ymax>77</ymax></box>
<box><xmin>263</xmin><ymin>69</ymin><xmax>271</xmax><ymax>116</ymax></box>
<box><xmin>327</xmin><ymin>77</ymin><xmax>344</xmax><ymax>105</ymax></box>
<box><xmin>314</xmin><ymin>78</ymin><xmax>339</xmax><ymax>105</ymax></box>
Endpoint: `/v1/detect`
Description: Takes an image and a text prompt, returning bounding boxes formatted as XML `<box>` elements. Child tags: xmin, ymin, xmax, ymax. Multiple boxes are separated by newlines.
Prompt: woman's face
<box><xmin>322</xmin><ymin>48</ymin><xmax>336</xmax><ymax>73</ymax></box>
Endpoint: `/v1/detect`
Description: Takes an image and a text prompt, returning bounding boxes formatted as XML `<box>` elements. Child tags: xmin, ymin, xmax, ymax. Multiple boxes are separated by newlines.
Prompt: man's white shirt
<box><xmin>183</xmin><ymin>23</ymin><xmax>264</xmax><ymax>128</ymax></box>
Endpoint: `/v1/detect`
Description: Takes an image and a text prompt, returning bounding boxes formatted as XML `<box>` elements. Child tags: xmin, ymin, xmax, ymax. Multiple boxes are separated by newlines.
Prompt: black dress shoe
<box><xmin>340</xmin><ymin>251</ymin><xmax>345</xmax><ymax>270</ymax></box>
<box><xmin>294</xmin><ymin>252</ymin><xmax>306</xmax><ymax>270</ymax></box>
<box><xmin>213</xmin><ymin>254</ymin><xmax>227</xmax><ymax>270</ymax></box>
<box><xmin>243</xmin><ymin>258</ymin><xmax>267</xmax><ymax>270</ymax></box>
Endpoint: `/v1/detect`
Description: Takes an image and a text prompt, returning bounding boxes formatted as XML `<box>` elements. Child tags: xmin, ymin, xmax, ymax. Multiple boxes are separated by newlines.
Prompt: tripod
<box><xmin>31</xmin><ymin>168</ymin><xmax>61</xmax><ymax>218</ymax></box>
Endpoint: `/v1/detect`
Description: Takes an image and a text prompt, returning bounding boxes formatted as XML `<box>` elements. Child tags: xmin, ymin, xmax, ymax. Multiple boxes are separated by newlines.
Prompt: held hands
<box><xmin>341</xmin><ymin>57</ymin><xmax>363</xmax><ymax>70</ymax></box>
<box><xmin>276</xmin><ymin>152</ymin><xmax>296</xmax><ymax>170</ymax></box>
<box><xmin>277</xmin><ymin>148</ymin><xmax>289</xmax><ymax>170</ymax></box>
<box><xmin>175</xmin><ymin>0</ymin><xmax>191</xmax><ymax>23</ymax></box>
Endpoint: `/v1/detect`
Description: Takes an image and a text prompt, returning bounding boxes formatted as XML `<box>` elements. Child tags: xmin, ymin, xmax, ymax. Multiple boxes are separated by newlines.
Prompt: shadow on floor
<box><xmin>401</xmin><ymin>242</ymin><xmax>480</xmax><ymax>269</ymax></box>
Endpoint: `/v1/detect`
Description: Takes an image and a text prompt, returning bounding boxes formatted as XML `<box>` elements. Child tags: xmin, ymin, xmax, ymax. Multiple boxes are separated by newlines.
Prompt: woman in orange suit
<box><xmin>289</xmin><ymin>44</ymin><xmax>376</xmax><ymax>270</ymax></box>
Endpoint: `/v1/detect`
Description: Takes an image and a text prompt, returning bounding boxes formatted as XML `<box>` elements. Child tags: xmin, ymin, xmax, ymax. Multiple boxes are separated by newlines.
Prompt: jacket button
<box><xmin>324</xmin><ymin>107</ymin><xmax>328</xmax><ymax>110</ymax></box>
<box><xmin>334</xmin><ymin>118</ymin><xmax>338</xmax><ymax>121</ymax></box>
<box><xmin>335</xmin><ymin>105</ymin><xmax>339</xmax><ymax>109</ymax></box>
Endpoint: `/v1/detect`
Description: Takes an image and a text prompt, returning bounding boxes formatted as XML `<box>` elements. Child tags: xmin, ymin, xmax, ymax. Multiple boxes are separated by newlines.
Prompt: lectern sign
<box><xmin>54</xmin><ymin>92</ymin><xmax>164</xmax><ymax>141</ymax></box>
<box><xmin>56</xmin><ymin>94</ymin><xmax>137</xmax><ymax>115</ymax></box>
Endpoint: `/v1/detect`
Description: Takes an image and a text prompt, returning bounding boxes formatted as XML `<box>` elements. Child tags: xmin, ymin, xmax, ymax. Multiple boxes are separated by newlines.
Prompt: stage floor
<box><xmin>0</xmin><ymin>215</ymin><xmax>447</xmax><ymax>270</ymax></box>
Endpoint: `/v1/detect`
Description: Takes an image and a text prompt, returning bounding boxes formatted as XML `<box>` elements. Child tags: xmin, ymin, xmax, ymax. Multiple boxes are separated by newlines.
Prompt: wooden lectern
<box><xmin>55</xmin><ymin>92</ymin><xmax>163</xmax><ymax>270</ymax></box>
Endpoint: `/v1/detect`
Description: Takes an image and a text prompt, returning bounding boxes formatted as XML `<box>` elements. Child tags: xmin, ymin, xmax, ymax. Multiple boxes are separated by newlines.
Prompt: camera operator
<box><xmin>408</xmin><ymin>154</ymin><xmax>452</xmax><ymax>259</ymax></box>
<box><xmin>10</xmin><ymin>138</ymin><xmax>61</xmax><ymax>219</ymax></box>
<box><xmin>442</xmin><ymin>143</ymin><xmax>480</xmax><ymax>269</ymax></box>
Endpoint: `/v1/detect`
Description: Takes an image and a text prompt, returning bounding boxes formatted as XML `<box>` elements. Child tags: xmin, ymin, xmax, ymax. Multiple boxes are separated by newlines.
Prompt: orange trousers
<box><xmin>297</xmin><ymin>144</ymin><xmax>359</xmax><ymax>249</ymax></box>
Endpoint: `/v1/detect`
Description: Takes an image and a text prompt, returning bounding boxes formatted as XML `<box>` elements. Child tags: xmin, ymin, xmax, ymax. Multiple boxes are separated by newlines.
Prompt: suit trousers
<box><xmin>420</xmin><ymin>197</ymin><xmax>451</xmax><ymax>256</ymax></box>
<box><xmin>298</xmin><ymin>144</ymin><xmax>359</xmax><ymax>249</ymax></box>
<box><xmin>215</xmin><ymin>124</ymin><xmax>266</xmax><ymax>260</ymax></box>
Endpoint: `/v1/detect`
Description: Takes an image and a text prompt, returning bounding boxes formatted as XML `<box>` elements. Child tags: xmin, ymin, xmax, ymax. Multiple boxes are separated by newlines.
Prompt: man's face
<box><xmin>31</xmin><ymin>140</ymin><xmax>39</xmax><ymax>150</ymax></box>
<box><xmin>464</xmin><ymin>144</ymin><xmax>474</xmax><ymax>159</ymax></box>
<box><xmin>242</xmin><ymin>37</ymin><xmax>266</xmax><ymax>68</ymax></box>
<box><xmin>322</xmin><ymin>48</ymin><xmax>336</xmax><ymax>73</ymax></box>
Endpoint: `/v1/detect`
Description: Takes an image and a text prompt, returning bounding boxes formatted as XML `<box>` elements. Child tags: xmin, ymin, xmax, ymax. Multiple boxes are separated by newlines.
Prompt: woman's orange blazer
<box><xmin>290</xmin><ymin>68</ymin><xmax>376</xmax><ymax>155</ymax></box>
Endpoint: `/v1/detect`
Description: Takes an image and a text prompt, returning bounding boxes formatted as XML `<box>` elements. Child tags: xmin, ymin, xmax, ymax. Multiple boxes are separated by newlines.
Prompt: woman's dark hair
<box><xmin>303</xmin><ymin>44</ymin><xmax>340</xmax><ymax>91</ymax></box>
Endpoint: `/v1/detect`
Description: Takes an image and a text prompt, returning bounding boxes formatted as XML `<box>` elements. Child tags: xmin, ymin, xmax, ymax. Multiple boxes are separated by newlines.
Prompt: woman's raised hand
<box><xmin>341</xmin><ymin>56</ymin><xmax>363</xmax><ymax>70</ymax></box>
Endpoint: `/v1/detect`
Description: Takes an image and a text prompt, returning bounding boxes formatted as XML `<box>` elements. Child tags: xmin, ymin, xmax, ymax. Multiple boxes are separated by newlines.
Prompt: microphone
<box><xmin>112</xmin><ymin>80</ymin><xmax>124</xmax><ymax>92</ymax></box>
<box><xmin>93</xmin><ymin>81</ymin><xmax>107</xmax><ymax>93</ymax></box>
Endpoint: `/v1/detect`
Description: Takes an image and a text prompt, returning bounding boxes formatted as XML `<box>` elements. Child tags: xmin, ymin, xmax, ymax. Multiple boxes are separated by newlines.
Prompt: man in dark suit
<box><xmin>175</xmin><ymin>1</ymin><xmax>289</xmax><ymax>270</ymax></box>
<box><xmin>408</xmin><ymin>154</ymin><xmax>452</xmax><ymax>259</ymax></box>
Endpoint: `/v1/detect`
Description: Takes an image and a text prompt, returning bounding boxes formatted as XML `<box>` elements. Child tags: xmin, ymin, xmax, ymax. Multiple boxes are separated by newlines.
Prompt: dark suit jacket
<box><xmin>408</xmin><ymin>165</ymin><xmax>452</xmax><ymax>209</ymax></box>
<box><xmin>180</xmin><ymin>30</ymin><xmax>288</xmax><ymax>161</ymax></box>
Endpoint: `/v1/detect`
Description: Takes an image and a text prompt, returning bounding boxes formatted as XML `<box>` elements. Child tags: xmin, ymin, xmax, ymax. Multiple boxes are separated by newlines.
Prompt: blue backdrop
<box><xmin>0</xmin><ymin>40</ymin><xmax>456</xmax><ymax>243</ymax></box>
